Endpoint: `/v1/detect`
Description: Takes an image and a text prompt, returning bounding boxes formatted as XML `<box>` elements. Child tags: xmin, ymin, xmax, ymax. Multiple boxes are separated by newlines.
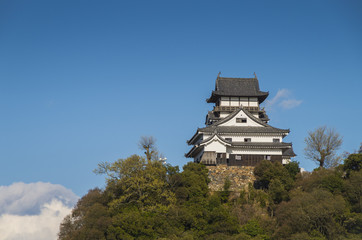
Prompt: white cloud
<box><xmin>264</xmin><ymin>89</ymin><xmax>302</xmax><ymax>110</ymax></box>
<box><xmin>0</xmin><ymin>182</ymin><xmax>79</xmax><ymax>240</ymax></box>
<box><xmin>279</xmin><ymin>99</ymin><xmax>302</xmax><ymax>109</ymax></box>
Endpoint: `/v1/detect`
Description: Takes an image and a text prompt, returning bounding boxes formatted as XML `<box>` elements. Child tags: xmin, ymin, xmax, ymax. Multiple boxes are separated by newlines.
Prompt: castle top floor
<box><xmin>206</xmin><ymin>75</ymin><xmax>269</xmax><ymax>106</ymax></box>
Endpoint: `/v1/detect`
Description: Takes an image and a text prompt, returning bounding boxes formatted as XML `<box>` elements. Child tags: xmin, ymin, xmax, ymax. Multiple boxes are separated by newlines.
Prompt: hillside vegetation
<box><xmin>58</xmin><ymin>154</ymin><xmax>362</xmax><ymax>240</ymax></box>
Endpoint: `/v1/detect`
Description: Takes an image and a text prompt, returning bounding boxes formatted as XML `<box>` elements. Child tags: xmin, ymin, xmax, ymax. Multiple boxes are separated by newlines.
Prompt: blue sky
<box><xmin>1</xmin><ymin>0</ymin><xmax>361</xmax><ymax>202</ymax></box>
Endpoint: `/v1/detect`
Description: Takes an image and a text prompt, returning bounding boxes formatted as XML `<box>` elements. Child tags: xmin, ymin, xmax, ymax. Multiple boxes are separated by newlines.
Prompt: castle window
<box><xmin>236</xmin><ymin>118</ymin><xmax>247</xmax><ymax>123</ymax></box>
<box><xmin>273</xmin><ymin>138</ymin><xmax>280</xmax><ymax>143</ymax></box>
<box><xmin>225</xmin><ymin>138</ymin><xmax>232</xmax><ymax>142</ymax></box>
<box><xmin>235</xmin><ymin>155</ymin><xmax>242</xmax><ymax>160</ymax></box>
<box><xmin>244</xmin><ymin>138</ymin><xmax>251</xmax><ymax>142</ymax></box>
<box><xmin>265</xmin><ymin>155</ymin><xmax>271</xmax><ymax>160</ymax></box>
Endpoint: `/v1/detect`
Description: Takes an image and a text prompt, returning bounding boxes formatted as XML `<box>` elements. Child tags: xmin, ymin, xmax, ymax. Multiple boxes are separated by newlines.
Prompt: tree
<box><xmin>304</xmin><ymin>126</ymin><xmax>343</xmax><ymax>168</ymax></box>
<box><xmin>275</xmin><ymin>189</ymin><xmax>346</xmax><ymax>239</ymax></box>
<box><xmin>138</xmin><ymin>136</ymin><xmax>158</xmax><ymax>164</ymax></box>
<box><xmin>58</xmin><ymin>188</ymin><xmax>111</xmax><ymax>240</ymax></box>
<box><xmin>254</xmin><ymin>160</ymin><xmax>294</xmax><ymax>192</ymax></box>
<box><xmin>343</xmin><ymin>153</ymin><xmax>362</xmax><ymax>176</ymax></box>
<box><xmin>284</xmin><ymin>161</ymin><xmax>300</xmax><ymax>180</ymax></box>
<box><xmin>94</xmin><ymin>155</ymin><xmax>176</xmax><ymax>212</ymax></box>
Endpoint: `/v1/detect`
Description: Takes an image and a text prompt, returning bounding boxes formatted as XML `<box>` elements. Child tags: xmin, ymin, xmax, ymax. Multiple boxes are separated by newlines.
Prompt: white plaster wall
<box><xmin>218</xmin><ymin>97</ymin><xmax>259</xmax><ymax>107</ymax></box>
<box><xmin>239</xmin><ymin>97</ymin><xmax>248</xmax><ymax>106</ymax></box>
<box><xmin>282</xmin><ymin>157</ymin><xmax>291</xmax><ymax>164</ymax></box>
<box><xmin>230</xmin><ymin>97</ymin><xmax>239</xmax><ymax>106</ymax></box>
<box><xmin>239</xmin><ymin>97</ymin><xmax>259</xmax><ymax>107</ymax></box>
<box><xmin>220</xmin><ymin>97</ymin><xmax>229</xmax><ymax>106</ymax></box>
<box><xmin>239</xmin><ymin>101</ymin><xmax>248</xmax><ymax>107</ymax></box>
<box><xmin>249</xmin><ymin>97</ymin><xmax>258</xmax><ymax>107</ymax></box>
<box><xmin>204</xmin><ymin>140</ymin><xmax>227</xmax><ymax>153</ymax></box>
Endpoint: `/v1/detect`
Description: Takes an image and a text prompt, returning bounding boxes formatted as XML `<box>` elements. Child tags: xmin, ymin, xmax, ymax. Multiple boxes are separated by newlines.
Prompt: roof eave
<box><xmin>187</xmin><ymin>130</ymin><xmax>201</xmax><ymax>145</ymax></box>
<box><xmin>258</xmin><ymin>92</ymin><xmax>269</xmax><ymax>104</ymax></box>
<box><xmin>185</xmin><ymin>145</ymin><xmax>203</xmax><ymax>158</ymax></box>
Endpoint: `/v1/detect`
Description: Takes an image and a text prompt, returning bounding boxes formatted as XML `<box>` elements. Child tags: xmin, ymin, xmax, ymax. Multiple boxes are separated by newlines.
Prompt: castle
<box><xmin>186</xmin><ymin>74</ymin><xmax>295</xmax><ymax>190</ymax></box>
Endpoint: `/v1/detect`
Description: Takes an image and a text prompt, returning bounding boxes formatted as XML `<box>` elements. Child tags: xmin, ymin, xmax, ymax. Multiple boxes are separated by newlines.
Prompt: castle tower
<box><xmin>186</xmin><ymin>74</ymin><xmax>296</xmax><ymax>169</ymax></box>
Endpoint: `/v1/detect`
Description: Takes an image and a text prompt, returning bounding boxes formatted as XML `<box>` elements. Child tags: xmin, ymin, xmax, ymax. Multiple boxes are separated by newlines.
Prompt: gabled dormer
<box><xmin>214</xmin><ymin>107</ymin><xmax>267</xmax><ymax>128</ymax></box>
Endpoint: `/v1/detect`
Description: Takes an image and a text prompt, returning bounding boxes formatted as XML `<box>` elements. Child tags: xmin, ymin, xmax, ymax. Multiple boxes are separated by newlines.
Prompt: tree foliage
<box><xmin>275</xmin><ymin>189</ymin><xmax>346</xmax><ymax>239</ymax></box>
<box><xmin>343</xmin><ymin>153</ymin><xmax>362</xmax><ymax>177</ymax></box>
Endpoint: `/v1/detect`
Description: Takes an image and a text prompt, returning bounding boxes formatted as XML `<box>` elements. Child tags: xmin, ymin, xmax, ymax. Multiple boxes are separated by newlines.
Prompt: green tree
<box><xmin>297</xmin><ymin>168</ymin><xmax>345</xmax><ymax>195</ymax></box>
<box><xmin>284</xmin><ymin>161</ymin><xmax>300</xmax><ymax>180</ymax></box>
<box><xmin>175</xmin><ymin>162</ymin><xmax>210</xmax><ymax>204</ymax></box>
<box><xmin>58</xmin><ymin>188</ymin><xmax>111</xmax><ymax>240</ymax></box>
<box><xmin>275</xmin><ymin>189</ymin><xmax>345</xmax><ymax>239</ymax></box>
<box><xmin>95</xmin><ymin>155</ymin><xmax>176</xmax><ymax>212</ymax></box>
<box><xmin>220</xmin><ymin>177</ymin><xmax>231</xmax><ymax>203</ymax></box>
<box><xmin>304</xmin><ymin>126</ymin><xmax>343</xmax><ymax>168</ymax></box>
<box><xmin>343</xmin><ymin>170</ymin><xmax>362</xmax><ymax>213</ymax></box>
<box><xmin>343</xmin><ymin>153</ymin><xmax>362</xmax><ymax>177</ymax></box>
<box><xmin>254</xmin><ymin>160</ymin><xmax>294</xmax><ymax>191</ymax></box>
<box><xmin>254</xmin><ymin>160</ymin><xmax>294</xmax><ymax>204</ymax></box>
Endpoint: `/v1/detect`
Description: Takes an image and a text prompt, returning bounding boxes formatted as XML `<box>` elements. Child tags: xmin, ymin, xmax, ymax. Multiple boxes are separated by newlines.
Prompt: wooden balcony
<box><xmin>214</xmin><ymin>106</ymin><xmax>259</xmax><ymax>112</ymax></box>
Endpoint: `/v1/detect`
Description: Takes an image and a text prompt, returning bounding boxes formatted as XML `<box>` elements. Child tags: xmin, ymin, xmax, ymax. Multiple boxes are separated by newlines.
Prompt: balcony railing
<box><xmin>214</xmin><ymin>106</ymin><xmax>259</xmax><ymax>112</ymax></box>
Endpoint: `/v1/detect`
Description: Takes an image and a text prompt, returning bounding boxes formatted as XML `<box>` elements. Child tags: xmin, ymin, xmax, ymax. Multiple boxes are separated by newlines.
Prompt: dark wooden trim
<box><xmin>226</xmin><ymin>154</ymin><xmax>282</xmax><ymax>166</ymax></box>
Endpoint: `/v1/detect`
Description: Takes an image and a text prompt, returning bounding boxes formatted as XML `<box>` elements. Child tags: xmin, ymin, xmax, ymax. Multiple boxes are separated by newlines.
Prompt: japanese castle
<box><xmin>186</xmin><ymin>74</ymin><xmax>295</xmax><ymax>166</ymax></box>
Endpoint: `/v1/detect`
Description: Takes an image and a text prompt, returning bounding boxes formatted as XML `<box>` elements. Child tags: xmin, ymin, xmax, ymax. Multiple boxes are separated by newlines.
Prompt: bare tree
<box><xmin>304</xmin><ymin>126</ymin><xmax>343</xmax><ymax>168</ymax></box>
<box><xmin>138</xmin><ymin>136</ymin><xmax>158</xmax><ymax>164</ymax></box>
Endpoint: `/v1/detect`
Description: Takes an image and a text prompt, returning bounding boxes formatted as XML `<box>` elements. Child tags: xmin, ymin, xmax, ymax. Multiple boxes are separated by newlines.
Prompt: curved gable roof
<box><xmin>212</xmin><ymin>107</ymin><xmax>268</xmax><ymax>127</ymax></box>
<box><xmin>199</xmin><ymin>133</ymin><xmax>232</xmax><ymax>146</ymax></box>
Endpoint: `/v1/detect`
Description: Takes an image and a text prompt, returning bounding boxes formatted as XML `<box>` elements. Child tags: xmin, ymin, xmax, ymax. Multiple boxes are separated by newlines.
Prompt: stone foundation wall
<box><xmin>207</xmin><ymin>165</ymin><xmax>256</xmax><ymax>192</ymax></box>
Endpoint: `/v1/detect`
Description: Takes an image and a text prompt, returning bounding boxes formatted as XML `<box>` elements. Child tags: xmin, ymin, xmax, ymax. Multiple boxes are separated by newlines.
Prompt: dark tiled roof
<box><xmin>283</xmin><ymin>148</ymin><xmax>297</xmax><ymax>157</ymax></box>
<box><xmin>205</xmin><ymin>111</ymin><xmax>220</xmax><ymax>125</ymax></box>
<box><xmin>207</xmin><ymin>77</ymin><xmax>269</xmax><ymax>103</ymax></box>
<box><xmin>199</xmin><ymin>126</ymin><xmax>289</xmax><ymax>134</ymax></box>
<box><xmin>207</xmin><ymin>111</ymin><xmax>220</xmax><ymax>120</ymax></box>
<box><xmin>185</xmin><ymin>145</ymin><xmax>198</xmax><ymax>158</ymax></box>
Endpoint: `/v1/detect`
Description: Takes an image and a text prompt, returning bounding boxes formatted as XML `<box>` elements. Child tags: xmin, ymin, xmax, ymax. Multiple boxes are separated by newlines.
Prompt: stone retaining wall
<box><xmin>207</xmin><ymin>165</ymin><xmax>256</xmax><ymax>191</ymax></box>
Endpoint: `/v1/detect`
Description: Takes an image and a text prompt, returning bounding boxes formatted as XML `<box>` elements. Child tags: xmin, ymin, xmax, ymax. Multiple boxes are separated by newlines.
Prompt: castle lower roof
<box><xmin>207</xmin><ymin>77</ymin><xmax>269</xmax><ymax>103</ymax></box>
<box><xmin>283</xmin><ymin>148</ymin><xmax>297</xmax><ymax>157</ymax></box>
<box><xmin>198</xmin><ymin>126</ymin><xmax>290</xmax><ymax>134</ymax></box>
<box><xmin>185</xmin><ymin>136</ymin><xmax>294</xmax><ymax>157</ymax></box>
